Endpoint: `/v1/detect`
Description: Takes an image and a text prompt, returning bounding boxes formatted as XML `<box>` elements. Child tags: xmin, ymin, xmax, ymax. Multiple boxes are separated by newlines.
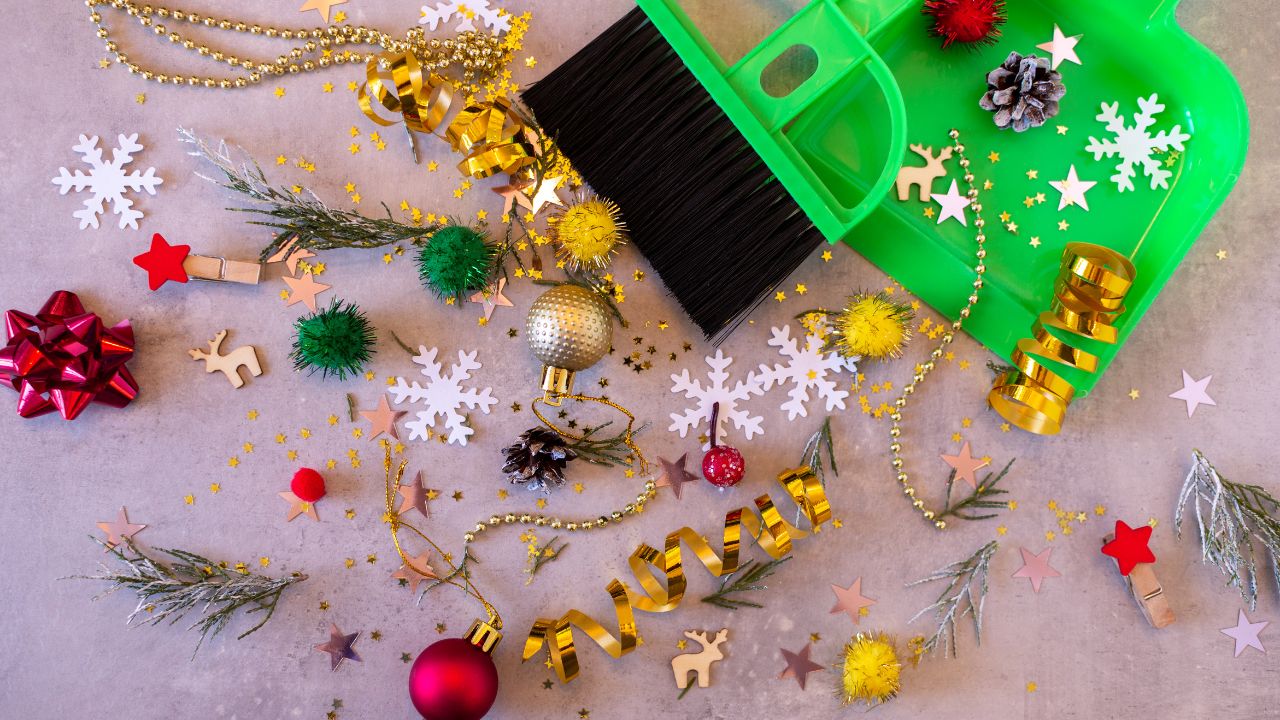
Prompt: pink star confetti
<box><xmin>1168</xmin><ymin>370</ymin><xmax>1216</xmax><ymax>417</ymax></box>
<box><xmin>1220</xmin><ymin>610</ymin><xmax>1268</xmax><ymax>658</ymax></box>
<box><xmin>279</xmin><ymin>490</ymin><xmax>319</xmax><ymax>522</ymax></box>
<box><xmin>829</xmin><ymin>577</ymin><xmax>876</xmax><ymax>624</ymax></box>
<box><xmin>96</xmin><ymin>507</ymin><xmax>146</xmax><ymax>550</ymax></box>
<box><xmin>656</xmin><ymin>454</ymin><xmax>698</xmax><ymax>499</ymax></box>
<box><xmin>314</xmin><ymin>622</ymin><xmax>361</xmax><ymax>670</ymax></box>
<box><xmin>941</xmin><ymin>441</ymin><xmax>990</xmax><ymax>489</ymax></box>
<box><xmin>778</xmin><ymin>642</ymin><xmax>824</xmax><ymax>689</ymax></box>
<box><xmin>1012</xmin><ymin>547</ymin><xmax>1061</xmax><ymax>593</ymax></box>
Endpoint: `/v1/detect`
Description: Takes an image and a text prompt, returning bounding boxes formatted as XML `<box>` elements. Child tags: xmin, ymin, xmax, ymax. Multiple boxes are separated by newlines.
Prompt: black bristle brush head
<box><xmin>523</xmin><ymin>8</ymin><xmax>824</xmax><ymax>341</ymax></box>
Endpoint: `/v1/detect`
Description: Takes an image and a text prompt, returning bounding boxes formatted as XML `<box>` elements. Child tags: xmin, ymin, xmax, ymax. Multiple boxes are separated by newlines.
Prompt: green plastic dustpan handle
<box><xmin>638</xmin><ymin>0</ymin><xmax>908</xmax><ymax>238</ymax></box>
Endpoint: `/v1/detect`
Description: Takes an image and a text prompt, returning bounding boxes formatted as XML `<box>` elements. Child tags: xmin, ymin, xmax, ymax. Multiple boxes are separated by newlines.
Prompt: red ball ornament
<box><xmin>290</xmin><ymin>467</ymin><xmax>327</xmax><ymax>503</ymax></box>
<box><xmin>922</xmin><ymin>0</ymin><xmax>1007</xmax><ymax>49</ymax></box>
<box><xmin>409</xmin><ymin>628</ymin><xmax>500</xmax><ymax>720</ymax></box>
<box><xmin>702</xmin><ymin>445</ymin><xmax>744</xmax><ymax>488</ymax></box>
<box><xmin>701</xmin><ymin>402</ymin><xmax>745</xmax><ymax>488</ymax></box>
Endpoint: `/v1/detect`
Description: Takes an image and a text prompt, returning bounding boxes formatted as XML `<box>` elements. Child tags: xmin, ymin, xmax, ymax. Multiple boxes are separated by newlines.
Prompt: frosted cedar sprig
<box><xmin>178</xmin><ymin>127</ymin><xmax>439</xmax><ymax>260</ymax></box>
<box><xmin>1177</xmin><ymin>450</ymin><xmax>1280</xmax><ymax>610</ymax></box>
<box><xmin>908</xmin><ymin>540</ymin><xmax>997</xmax><ymax>658</ymax></box>
<box><xmin>74</xmin><ymin>538</ymin><xmax>306</xmax><ymax>657</ymax></box>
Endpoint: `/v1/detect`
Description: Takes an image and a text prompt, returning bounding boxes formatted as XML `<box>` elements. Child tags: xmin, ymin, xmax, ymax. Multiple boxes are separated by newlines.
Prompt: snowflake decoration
<box><xmin>669</xmin><ymin>349</ymin><xmax>764</xmax><ymax>450</ymax></box>
<box><xmin>419</xmin><ymin>1</ymin><xmax>511</xmax><ymax>34</ymax></box>
<box><xmin>750</xmin><ymin>325</ymin><xmax>850</xmax><ymax>421</ymax></box>
<box><xmin>1084</xmin><ymin>94</ymin><xmax>1191</xmax><ymax>192</ymax></box>
<box><xmin>51</xmin><ymin>133</ymin><xmax>162</xmax><ymax>230</ymax></box>
<box><xmin>389</xmin><ymin>346</ymin><xmax>497</xmax><ymax>446</ymax></box>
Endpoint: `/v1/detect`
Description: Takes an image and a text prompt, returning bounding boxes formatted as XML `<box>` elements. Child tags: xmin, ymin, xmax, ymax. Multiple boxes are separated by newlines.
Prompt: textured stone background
<box><xmin>0</xmin><ymin>1</ymin><xmax>1276</xmax><ymax>718</ymax></box>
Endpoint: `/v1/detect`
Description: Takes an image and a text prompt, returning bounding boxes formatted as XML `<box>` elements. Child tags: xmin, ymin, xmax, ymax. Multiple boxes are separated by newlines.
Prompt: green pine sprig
<box><xmin>908</xmin><ymin>540</ymin><xmax>997</xmax><ymax>658</ymax></box>
<box><xmin>525</xmin><ymin>536</ymin><xmax>568</xmax><ymax>585</ymax></box>
<box><xmin>798</xmin><ymin>416</ymin><xmax>838</xmax><ymax>486</ymax></box>
<box><xmin>937</xmin><ymin>459</ymin><xmax>1014</xmax><ymax>523</ymax></box>
<box><xmin>700</xmin><ymin>557</ymin><xmax>792</xmax><ymax>610</ymax></box>
<box><xmin>1176</xmin><ymin>450</ymin><xmax>1280</xmax><ymax>610</ymax></box>
<box><xmin>74</xmin><ymin>539</ymin><xmax>306</xmax><ymax>657</ymax></box>
<box><xmin>178</xmin><ymin>128</ymin><xmax>440</xmax><ymax>260</ymax></box>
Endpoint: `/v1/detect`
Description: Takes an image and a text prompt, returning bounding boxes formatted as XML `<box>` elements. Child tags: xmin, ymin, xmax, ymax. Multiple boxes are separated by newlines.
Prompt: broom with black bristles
<box><xmin>523</xmin><ymin>1</ymin><xmax>906</xmax><ymax>340</ymax></box>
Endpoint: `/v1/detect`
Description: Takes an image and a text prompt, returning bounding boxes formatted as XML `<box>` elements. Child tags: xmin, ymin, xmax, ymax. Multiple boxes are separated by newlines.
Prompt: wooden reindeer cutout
<box><xmin>671</xmin><ymin>628</ymin><xmax>728</xmax><ymax>689</ymax></box>
<box><xmin>189</xmin><ymin>329</ymin><xmax>262</xmax><ymax>389</ymax></box>
<box><xmin>895</xmin><ymin>144</ymin><xmax>954</xmax><ymax>201</ymax></box>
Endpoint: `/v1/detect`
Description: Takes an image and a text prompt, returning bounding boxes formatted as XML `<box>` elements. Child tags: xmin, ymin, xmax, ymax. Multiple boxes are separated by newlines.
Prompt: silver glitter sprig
<box><xmin>1176</xmin><ymin>450</ymin><xmax>1280</xmax><ymax>610</ymax></box>
<box><xmin>908</xmin><ymin>540</ymin><xmax>997</xmax><ymax>658</ymax></box>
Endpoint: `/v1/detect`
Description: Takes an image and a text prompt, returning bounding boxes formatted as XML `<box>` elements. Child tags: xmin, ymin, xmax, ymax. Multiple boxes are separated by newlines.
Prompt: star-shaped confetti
<box><xmin>1012</xmin><ymin>547</ymin><xmax>1061</xmax><ymax>593</ymax></box>
<box><xmin>314</xmin><ymin>622</ymin><xmax>361</xmax><ymax>671</ymax></box>
<box><xmin>778</xmin><ymin>642</ymin><xmax>824</xmax><ymax>689</ymax></box>
<box><xmin>1221</xmin><ymin>609</ymin><xmax>1269</xmax><ymax>658</ymax></box>
<box><xmin>299</xmin><ymin>0</ymin><xmax>348</xmax><ymax>22</ymax></box>
<box><xmin>469</xmin><ymin>277</ymin><xmax>514</xmax><ymax>321</ymax></box>
<box><xmin>397</xmin><ymin>470</ymin><xmax>432</xmax><ymax>518</ymax></box>
<box><xmin>656</xmin><ymin>454</ymin><xmax>698</xmax><ymax>499</ymax></box>
<box><xmin>280</xmin><ymin>491</ymin><xmax>319</xmax><ymax>522</ymax></box>
<box><xmin>1036</xmin><ymin>24</ymin><xmax>1082</xmax><ymax>70</ymax></box>
<box><xmin>282</xmin><ymin>272</ymin><xmax>331</xmax><ymax>312</ymax></box>
<box><xmin>829</xmin><ymin>577</ymin><xmax>876</xmax><ymax>623</ymax></box>
<box><xmin>931</xmin><ymin>179</ymin><xmax>971</xmax><ymax>226</ymax></box>
<box><xmin>527</xmin><ymin>175</ymin><xmax>564</xmax><ymax>215</ymax></box>
<box><xmin>391</xmin><ymin>551</ymin><xmax>438</xmax><ymax>593</ymax></box>
<box><xmin>360</xmin><ymin>394</ymin><xmax>405</xmax><ymax>441</ymax></box>
<box><xmin>96</xmin><ymin>507</ymin><xmax>146</xmax><ymax>550</ymax></box>
<box><xmin>941</xmin><ymin>441</ymin><xmax>989</xmax><ymax>489</ymax></box>
<box><xmin>132</xmin><ymin>233</ymin><xmax>190</xmax><ymax>290</ymax></box>
<box><xmin>1169</xmin><ymin>370</ymin><xmax>1215</xmax><ymax>417</ymax></box>
<box><xmin>1101</xmin><ymin>520</ymin><xmax>1155</xmax><ymax>576</ymax></box>
<box><xmin>1049</xmin><ymin>165</ymin><xmax>1097</xmax><ymax>211</ymax></box>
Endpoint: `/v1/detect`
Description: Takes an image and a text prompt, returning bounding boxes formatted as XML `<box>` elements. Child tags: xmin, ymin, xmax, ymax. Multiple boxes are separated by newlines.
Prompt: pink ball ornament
<box><xmin>409</xmin><ymin>634</ymin><xmax>499</xmax><ymax>720</ymax></box>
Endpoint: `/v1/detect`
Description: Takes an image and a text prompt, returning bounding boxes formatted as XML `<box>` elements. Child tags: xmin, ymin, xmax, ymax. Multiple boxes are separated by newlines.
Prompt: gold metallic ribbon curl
<box><xmin>989</xmin><ymin>242</ymin><xmax>1136</xmax><ymax>435</ymax></box>
<box><xmin>523</xmin><ymin>465</ymin><xmax>832</xmax><ymax>682</ymax></box>
<box><xmin>359</xmin><ymin>51</ymin><xmax>537</xmax><ymax>179</ymax></box>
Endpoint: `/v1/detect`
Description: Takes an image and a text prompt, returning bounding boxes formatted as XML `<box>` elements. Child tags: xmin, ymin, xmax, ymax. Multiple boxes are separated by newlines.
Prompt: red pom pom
<box><xmin>922</xmin><ymin>0</ymin><xmax>1006</xmax><ymax>49</ymax></box>
<box><xmin>290</xmin><ymin>468</ymin><xmax>327</xmax><ymax>502</ymax></box>
<box><xmin>702</xmin><ymin>446</ymin><xmax>745</xmax><ymax>488</ymax></box>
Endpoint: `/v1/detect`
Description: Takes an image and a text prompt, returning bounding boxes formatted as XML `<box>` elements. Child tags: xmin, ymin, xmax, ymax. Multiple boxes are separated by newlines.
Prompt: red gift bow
<box><xmin>0</xmin><ymin>290</ymin><xmax>138</xmax><ymax>420</ymax></box>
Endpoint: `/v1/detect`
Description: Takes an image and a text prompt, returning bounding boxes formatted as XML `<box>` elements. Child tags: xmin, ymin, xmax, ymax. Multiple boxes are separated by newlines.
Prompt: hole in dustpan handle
<box><xmin>728</xmin><ymin>0</ymin><xmax>908</xmax><ymax>232</ymax></box>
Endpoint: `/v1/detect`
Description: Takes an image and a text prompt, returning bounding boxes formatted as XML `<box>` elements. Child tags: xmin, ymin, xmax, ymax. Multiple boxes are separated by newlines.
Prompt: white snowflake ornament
<box><xmin>751</xmin><ymin>326</ymin><xmax>850</xmax><ymax>421</ymax></box>
<box><xmin>389</xmin><ymin>346</ymin><xmax>497</xmax><ymax>446</ymax></box>
<box><xmin>52</xmin><ymin>133</ymin><xmax>162</xmax><ymax>230</ymax></box>
<box><xmin>1085</xmin><ymin>94</ymin><xmax>1190</xmax><ymax>192</ymax></box>
<box><xmin>419</xmin><ymin>1</ymin><xmax>509</xmax><ymax>34</ymax></box>
<box><xmin>669</xmin><ymin>350</ymin><xmax>764</xmax><ymax>450</ymax></box>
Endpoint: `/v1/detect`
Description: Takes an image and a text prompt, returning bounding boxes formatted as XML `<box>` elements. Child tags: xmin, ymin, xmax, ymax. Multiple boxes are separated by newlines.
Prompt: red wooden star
<box><xmin>132</xmin><ymin>233</ymin><xmax>190</xmax><ymax>290</ymax></box>
<box><xmin>1101</xmin><ymin>520</ymin><xmax>1156</xmax><ymax>576</ymax></box>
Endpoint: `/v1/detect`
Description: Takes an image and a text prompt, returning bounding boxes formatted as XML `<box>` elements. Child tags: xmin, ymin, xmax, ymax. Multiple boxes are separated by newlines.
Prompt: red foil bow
<box><xmin>0</xmin><ymin>290</ymin><xmax>138</xmax><ymax>420</ymax></box>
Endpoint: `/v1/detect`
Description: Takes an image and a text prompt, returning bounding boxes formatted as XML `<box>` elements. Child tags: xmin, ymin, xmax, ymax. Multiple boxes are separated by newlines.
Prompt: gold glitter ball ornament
<box><xmin>526</xmin><ymin>284</ymin><xmax>613</xmax><ymax>396</ymax></box>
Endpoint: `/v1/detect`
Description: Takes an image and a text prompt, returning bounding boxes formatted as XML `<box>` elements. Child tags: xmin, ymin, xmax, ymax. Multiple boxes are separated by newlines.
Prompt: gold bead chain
<box><xmin>85</xmin><ymin>0</ymin><xmax>506</xmax><ymax>89</ymax></box>
<box><xmin>888</xmin><ymin>128</ymin><xmax>988</xmax><ymax>531</ymax></box>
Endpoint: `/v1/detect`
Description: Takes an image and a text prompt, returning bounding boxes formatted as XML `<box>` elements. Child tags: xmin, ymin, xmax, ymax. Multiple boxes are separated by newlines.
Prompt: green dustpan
<box><xmin>638</xmin><ymin>0</ymin><xmax>1248</xmax><ymax>395</ymax></box>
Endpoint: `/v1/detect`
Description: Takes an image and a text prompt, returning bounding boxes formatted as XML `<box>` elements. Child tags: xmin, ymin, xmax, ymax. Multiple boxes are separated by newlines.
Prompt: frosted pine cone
<box><xmin>979</xmin><ymin>52</ymin><xmax>1065</xmax><ymax>132</ymax></box>
<box><xmin>501</xmin><ymin>427</ymin><xmax>577</xmax><ymax>493</ymax></box>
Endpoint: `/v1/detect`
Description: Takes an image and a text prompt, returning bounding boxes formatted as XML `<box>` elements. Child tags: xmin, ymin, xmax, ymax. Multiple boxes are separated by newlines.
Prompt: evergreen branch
<box><xmin>178</xmin><ymin>128</ymin><xmax>439</xmax><ymax>260</ymax></box>
<box><xmin>73</xmin><ymin>539</ymin><xmax>306</xmax><ymax>657</ymax></box>
<box><xmin>937</xmin><ymin>459</ymin><xmax>1014</xmax><ymax>522</ymax></box>
<box><xmin>1176</xmin><ymin>450</ymin><xmax>1280</xmax><ymax>610</ymax></box>
<box><xmin>700</xmin><ymin>557</ymin><xmax>792</xmax><ymax>610</ymax></box>
<box><xmin>908</xmin><ymin>540</ymin><xmax>997</xmax><ymax>658</ymax></box>
<box><xmin>799</xmin><ymin>416</ymin><xmax>838</xmax><ymax>485</ymax></box>
<box><xmin>390</xmin><ymin>330</ymin><xmax>417</xmax><ymax>356</ymax></box>
<box><xmin>564</xmin><ymin>420</ymin><xmax>649</xmax><ymax>468</ymax></box>
<box><xmin>524</xmin><ymin>536</ymin><xmax>567</xmax><ymax>585</ymax></box>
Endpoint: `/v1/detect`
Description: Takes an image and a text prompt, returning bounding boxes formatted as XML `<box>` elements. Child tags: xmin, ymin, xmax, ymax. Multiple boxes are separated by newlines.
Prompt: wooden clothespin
<box><xmin>183</xmin><ymin>254</ymin><xmax>261</xmax><ymax>285</ymax></box>
<box><xmin>1102</xmin><ymin>521</ymin><xmax>1175</xmax><ymax>629</ymax></box>
<box><xmin>133</xmin><ymin>233</ymin><xmax>261</xmax><ymax>290</ymax></box>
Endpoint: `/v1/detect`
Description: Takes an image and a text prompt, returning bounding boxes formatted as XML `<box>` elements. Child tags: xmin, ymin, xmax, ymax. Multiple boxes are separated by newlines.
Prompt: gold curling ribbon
<box><xmin>523</xmin><ymin>465</ymin><xmax>831</xmax><ymax>682</ymax></box>
<box><xmin>989</xmin><ymin>242</ymin><xmax>1136</xmax><ymax>435</ymax></box>
<box><xmin>359</xmin><ymin>51</ymin><xmax>537</xmax><ymax>179</ymax></box>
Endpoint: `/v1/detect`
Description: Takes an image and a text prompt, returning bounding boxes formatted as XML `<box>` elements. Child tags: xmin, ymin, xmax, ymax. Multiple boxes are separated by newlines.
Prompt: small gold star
<box><xmin>525</xmin><ymin>56</ymin><xmax>538</xmax><ymax>68</ymax></box>
<box><xmin>1128</xmin><ymin>388</ymin><xmax>1140</xmax><ymax>400</ymax></box>
<box><xmin>1056</xmin><ymin>125</ymin><xmax>1068</xmax><ymax>135</ymax></box>
<box><xmin>1027</xmin><ymin>681</ymin><xmax>1038</xmax><ymax>693</ymax></box>
<box><xmin>987</xmin><ymin>151</ymin><xmax>1000</xmax><ymax>163</ymax></box>
<box><xmin>322</xmin><ymin>82</ymin><xmax>334</xmax><ymax>93</ymax></box>
<box><xmin>184</xmin><ymin>494</ymin><xmax>195</xmax><ymax>505</ymax></box>
<box><xmin>274</xmin><ymin>87</ymin><xmax>285</xmax><ymax>98</ymax></box>
<box><xmin>821</xmin><ymin>250</ymin><xmax>833</xmax><ymax>262</ymax></box>
<box><xmin>1026</xmin><ymin>169</ymin><xmax>1039</xmax><ymax>180</ymax></box>
<box><xmin>228</xmin><ymin>456</ymin><xmax>240</xmax><ymax>468</ymax></box>
<box><xmin>923</xmin><ymin>206</ymin><xmax>936</xmax><ymax>218</ymax></box>
<box><xmin>1029</xmin><ymin>237</ymin><xmax>1042</xmax><ymax>248</ymax></box>
<box><xmin>210</xmin><ymin>483</ymin><xmax>221</xmax><ymax>493</ymax></box>
<box><xmin>795</xmin><ymin>283</ymin><xmax>808</xmax><ymax>295</ymax></box>
<box><xmin>1216</xmin><ymin>249</ymin><xmax>1228</xmax><ymax>260</ymax></box>
<box><xmin>1058</xmin><ymin>220</ymin><xmax>1070</xmax><ymax>231</ymax></box>
<box><xmin>774</xmin><ymin>291</ymin><xmax>786</xmax><ymax>302</ymax></box>
<box><xmin>135</xmin><ymin>93</ymin><xmax>146</xmax><ymax>104</ymax></box>
<box><xmin>247</xmin><ymin>410</ymin><xmax>259</xmax><ymax>420</ymax></box>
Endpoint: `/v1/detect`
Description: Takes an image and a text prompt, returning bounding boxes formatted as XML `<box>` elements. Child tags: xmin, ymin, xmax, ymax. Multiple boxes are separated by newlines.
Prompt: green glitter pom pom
<box><xmin>291</xmin><ymin>299</ymin><xmax>377</xmax><ymax>381</ymax></box>
<box><xmin>416</xmin><ymin>225</ymin><xmax>495</xmax><ymax>302</ymax></box>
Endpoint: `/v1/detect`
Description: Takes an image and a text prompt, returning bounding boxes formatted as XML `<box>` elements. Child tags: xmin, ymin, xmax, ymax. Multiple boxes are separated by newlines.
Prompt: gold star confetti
<box><xmin>987</xmin><ymin>151</ymin><xmax>1000</xmax><ymax>163</ymax></box>
<box><xmin>1027</xmin><ymin>681</ymin><xmax>1037</xmax><ymax>693</ymax></box>
<box><xmin>1129</xmin><ymin>389</ymin><xmax>1140</xmax><ymax>400</ymax></box>
<box><xmin>184</xmin><ymin>494</ymin><xmax>195</xmax><ymax>505</ymax></box>
<box><xmin>795</xmin><ymin>283</ymin><xmax>808</xmax><ymax>295</ymax></box>
<box><xmin>997</xmin><ymin>525</ymin><xmax>1007</xmax><ymax>535</ymax></box>
<box><xmin>1058</xmin><ymin>220</ymin><xmax>1070</xmax><ymax>231</ymax></box>
<box><xmin>821</xmin><ymin>250</ymin><xmax>833</xmax><ymax>262</ymax></box>
<box><xmin>1026</xmin><ymin>169</ymin><xmax>1038</xmax><ymax>180</ymax></box>
<box><xmin>247</xmin><ymin>410</ymin><xmax>259</xmax><ymax>420</ymax></box>
<box><xmin>135</xmin><ymin>93</ymin><xmax>146</xmax><ymax>104</ymax></box>
<box><xmin>228</xmin><ymin>456</ymin><xmax>240</xmax><ymax>468</ymax></box>
<box><xmin>923</xmin><ymin>207</ymin><xmax>935</xmax><ymax>218</ymax></box>
<box><xmin>210</xmin><ymin>483</ymin><xmax>221</xmax><ymax>493</ymax></box>
<box><xmin>274</xmin><ymin>87</ymin><xmax>285</xmax><ymax>98</ymax></box>
<box><xmin>1029</xmin><ymin>237</ymin><xmax>1042</xmax><ymax>248</ymax></box>
<box><xmin>1045</xmin><ymin>531</ymin><xmax>1056</xmax><ymax>542</ymax></box>
<box><xmin>344</xmin><ymin>558</ymin><xmax>355</xmax><ymax>569</ymax></box>
<box><xmin>775</xmin><ymin>291</ymin><xmax>786</xmax><ymax>302</ymax></box>
<box><xmin>1056</xmin><ymin>125</ymin><xmax>1068</xmax><ymax>134</ymax></box>
<box><xmin>1216</xmin><ymin>249</ymin><xmax>1228</xmax><ymax>260</ymax></box>
<box><xmin>1000</xmin><ymin>423</ymin><xmax>1010</xmax><ymax>432</ymax></box>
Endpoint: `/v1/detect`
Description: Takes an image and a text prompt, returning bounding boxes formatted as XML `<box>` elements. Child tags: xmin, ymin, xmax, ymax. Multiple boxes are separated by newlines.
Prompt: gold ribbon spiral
<box><xmin>523</xmin><ymin>465</ymin><xmax>832</xmax><ymax>682</ymax></box>
<box><xmin>358</xmin><ymin>51</ymin><xmax>538</xmax><ymax>179</ymax></box>
<box><xmin>989</xmin><ymin>242</ymin><xmax>1136</xmax><ymax>434</ymax></box>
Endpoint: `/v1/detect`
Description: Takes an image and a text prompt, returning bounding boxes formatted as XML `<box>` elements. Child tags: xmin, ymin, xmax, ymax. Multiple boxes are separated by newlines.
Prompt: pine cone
<box><xmin>501</xmin><ymin>427</ymin><xmax>577</xmax><ymax>493</ymax></box>
<box><xmin>979</xmin><ymin>52</ymin><xmax>1065</xmax><ymax>132</ymax></box>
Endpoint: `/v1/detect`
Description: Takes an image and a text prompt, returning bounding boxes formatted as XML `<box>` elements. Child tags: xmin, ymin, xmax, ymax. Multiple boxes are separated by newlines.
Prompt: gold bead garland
<box><xmin>84</xmin><ymin>0</ymin><xmax>507</xmax><ymax>90</ymax></box>
<box><xmin>887</xmin><ymin>129</ymin><xmax>988</xmax><ymax>531</ymax></box>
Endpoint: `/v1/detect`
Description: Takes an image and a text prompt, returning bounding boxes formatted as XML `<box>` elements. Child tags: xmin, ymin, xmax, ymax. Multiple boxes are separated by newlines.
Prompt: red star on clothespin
<box><xmin>132</xmin><ymin>233</ymin><xmax>190</xmax><ymax>290</ymax></box>
<box><xmin>1101</xmin><ymin>520</ymin><xmax>1156</xmax><ymax>576</ymax></box>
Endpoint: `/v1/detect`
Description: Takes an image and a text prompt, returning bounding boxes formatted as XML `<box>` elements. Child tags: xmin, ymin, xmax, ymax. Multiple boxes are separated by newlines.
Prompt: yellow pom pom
<box><xmin>832</xmin><ymin>292</ymin><xmax>914</xmax><ymax>361</ymax></box>
<box><xmin>549</xmin><ymin>195</ymin><xmax>627</xmax><ymax>271</ymax></box>
<box><xmin>838</xmin><ymin>631</ymin><xmax>901</xmax><ymax>706</ymax></box>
